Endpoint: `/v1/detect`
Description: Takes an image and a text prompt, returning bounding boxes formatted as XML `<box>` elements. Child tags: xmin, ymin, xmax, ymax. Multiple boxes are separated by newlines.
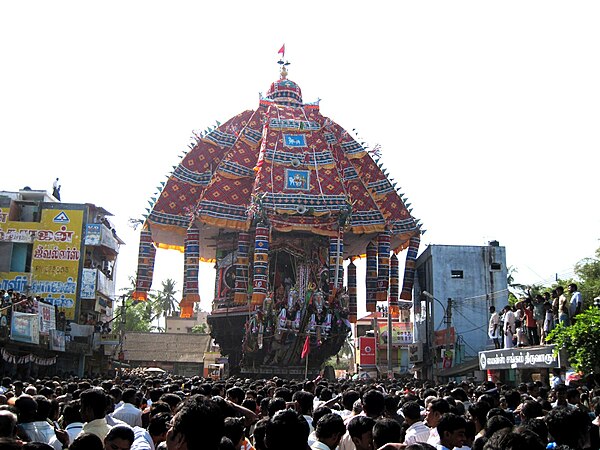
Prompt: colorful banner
<box><xmin>1</xmin><ymin>348</ymin><xmax>56</xmax><ymax>365</ymax></box>
<box><xmin>0</xmin><ymin>207</ymin><xmax>84</xmax><ymax>320</ymax></box>
<box><xmin>378</xmin><ymin>322</ymin><xmax>413</xmax><ymax>346</ymax></box>
<box><xmin>442</xmin><ymin>349</ymin><xmax>454</xmax><ymax>369</ymax></box>
<box><xmin>434</xmin><ymin>327</ymin><xmax>456</xmax><ymax>347</ymax></box>
<box><xmin>38</xmin><ymin>302</ymin><xmax>56</xmax><ymax>335</ymax></box>
<box><xmin>11</xmin><ymin>312</ymin><xmax>39</xmax><ymax>344</ymax></box>
<box><xmin>359</xmin><ymin>336</ymin><xmax>376</xmax><ymax>366</ymax></box>
<box><xmin>84</xmin><ymin>224</ymin><xmax>102</xmax><ymax>245</ymax></box>
<box><xmin>49</xmin><ymin>330</ymin><xmax>66</xmax><ymax>352</ymax></box>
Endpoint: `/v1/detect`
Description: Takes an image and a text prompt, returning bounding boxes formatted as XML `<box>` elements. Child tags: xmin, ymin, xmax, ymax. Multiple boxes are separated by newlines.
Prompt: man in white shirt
<box><xmin>111</xmin><ymin>389</ymin><xmax>143</xmax><ymax>428</ymax></box>
<box><xmin>311</xmin><ymin>413</ymin><xmax>346</xmax><ymax>450</ymax></box>
<box><xmin>293</xmin><ymin>390</ymin><xmax>315</xmax><ymax>434</ymax></box>
<box><xmin>568</xmin><ymin>283</ymin><xmax>582</xmax><ymax>324</ymax></box>
<box><xmin>502</xmin><ymin>305</ymin><xmax>516</xmax><ymax>349</ymax></box>
<box><xmin>347</xmin><ymin>416</ymin><xmax>374</xmax><ymax>450</ymax></box>
<box><xmin>401</xmin><ymin>402</ymin><xmax>431</xmax><ymax>445</ymax></box>
<box><xmin>425</xmin><ymin>399</ymin><xmax>450</xmax><ymax>447</ymax></box>
<box><xmin>15</xmin><ymin>395</ymin><xmax>63</xmax><ymax>450</ymax></box>
<box><xmin>62</xmin><ymin>401</ymin><xmax>84</xmax><ymax>444</ymax></box>
<box><xmin>488</xmin><ymin>306</ymin><xmax>500</xmax><ymax>349</ymax></box>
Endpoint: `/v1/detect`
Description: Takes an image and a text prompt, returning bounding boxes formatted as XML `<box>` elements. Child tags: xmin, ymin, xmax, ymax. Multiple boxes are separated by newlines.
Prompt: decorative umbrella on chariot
<box><xmin>132</xmin><ymin>55</ymin><xmax>421</xmax><ymax>377</ymax></box>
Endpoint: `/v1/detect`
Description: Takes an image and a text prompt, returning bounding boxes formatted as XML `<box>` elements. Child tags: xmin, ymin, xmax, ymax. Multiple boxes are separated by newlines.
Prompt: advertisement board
<box><xmin>408</xmin><ymin>343</ymin><xmax>423</xmax><ymax>363</ymax></box>
<box><xmin>80</xmin><ymin>268</ymin><xmax>97</xmax><ymax>299</ymax></box>
<box><xmin>0</xmin><ymin>207</ymin><xmax>84</xmax><ymax>320</ymax></box>
<box><xmin>434</xmin><ymin>327</ymin><xmax>456</xmax><ymax>347</ymax></box>
<box><xmin>359</xmin><ymin>336</ymin><xmax>376</xmax><ymax>366</ymax></box>
<box><xmin>38</xmin><ymin>302</ymin><xmax>56</xmax><ymax>335</ymax></box>
<box><xmin>479</xmin><ymin>345</ymin><xmax>561</xmax><ymax>370</ymax></box>
<box><xmin>84</xmin><ymin>224</ymin><xmax>102</xmax><ymax>246</ymax></box>
<box><xmin>100</xmin><ymin>333</ymin><xmax>120</xmax><ymax>345</ymax></box>
<box><xmin>49</xmin><ymin>330</ymin><xmax>66</xmax><ymax>352</ymax></box>
<box><xmin>378</xmin><ymin>322</ymin><xmax>413</xmax><ymax>346</ymax></box>
<box><xmin>11</xmin><ymin>312</ymin><xmax>40</xmax><ymax>344</ymax></box>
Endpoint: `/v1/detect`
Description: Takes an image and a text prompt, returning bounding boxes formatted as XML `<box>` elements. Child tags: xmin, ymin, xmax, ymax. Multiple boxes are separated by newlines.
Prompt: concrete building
<box><xmin>0</xmin><ymin>188</ymin><xmax>123</xmax><ymax>376</ymax></box>
<box><xmin>165</xmin><ymin>310</ymin><xmax>208</xmax><ymax>334</ymax></box>
<box><xmin>121</xmin><ymin>331</ymin><xmax>212</xmax><ymax>377</ymax></box>
<box><xmin>413</xmin><ymin>242</ymin><xmax>508</xmax><ymax>379</ymax></box>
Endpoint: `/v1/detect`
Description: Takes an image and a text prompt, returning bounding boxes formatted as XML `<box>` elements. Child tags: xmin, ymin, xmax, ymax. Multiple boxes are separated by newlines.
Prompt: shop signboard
<box><xmin>408</xmin><ymin>343</ymin><xmax>423</xmax><ymax>363</ymax></box>
<box><xmin>0</xmin><ymin>207</ymin><xmax>84</xmax><ymax>321</ymax></box>
<box><xmin>80</xmin><ymin>268</ymin><xmax>97</xmax><ymax>299</ymax></box>
<box><xmin>359</xmin><ymin>336</ymin><xmax>376</xmax><ymax>366</ymax></box>
<box><xmin>11</xmin><ymin>312</ymin><xmax>39</xmax><ymax>344</ymax></box>
<box><xmin>50</xmin><ymin>330</ymin><xmax>66</xmax><ymax>352</ymax></box>
<box><xmin>478</xmin><ymin>345</ymin><xmax>561</xmax><ymax>370</ymax></box>
<box><xmin>434</xmin><ymin>327</ymin><xmax>456</xmax><ymax>347</ymax></box>
<box><xmin>38</xmin><ymin>302</ymin><xmax>56</xmax><ymax>335</ymax></box>
<box><xmin>378</xmin><ymin>322</ymin><xmax>413</xmax><ymax>346</ymax></box>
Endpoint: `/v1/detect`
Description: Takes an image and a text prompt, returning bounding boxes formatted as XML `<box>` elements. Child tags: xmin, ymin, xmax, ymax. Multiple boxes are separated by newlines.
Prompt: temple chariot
<box><xmin>132</xmin><ymin>56</ymin><xmax>421</xmax><ymax>377</ymax></box>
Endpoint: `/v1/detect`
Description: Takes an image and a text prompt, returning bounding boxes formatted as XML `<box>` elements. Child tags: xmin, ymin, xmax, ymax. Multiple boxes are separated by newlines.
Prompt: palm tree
<box><xmin>151</xmin><ymin>279</ymin><xmax>179</xmax><ymax>329</ymax></box>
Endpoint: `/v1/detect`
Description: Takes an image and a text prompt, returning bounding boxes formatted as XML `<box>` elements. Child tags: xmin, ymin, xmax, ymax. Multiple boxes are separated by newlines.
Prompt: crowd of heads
<box><xmin>0</xmin><ymin>371</ymin><xmax>597</xmax><ymax>450</ymax></box>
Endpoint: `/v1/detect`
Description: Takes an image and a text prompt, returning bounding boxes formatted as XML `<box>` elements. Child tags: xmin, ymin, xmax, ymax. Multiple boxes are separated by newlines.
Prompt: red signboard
<box><xmin>359</xmin><ymin>336</ymin><xmax>376</xmax><ymax>366</ymax></box>
<box><xmin>434</xmin><ymin>327</ymin><xmax>456</xmax><ymax>347</ymax></box>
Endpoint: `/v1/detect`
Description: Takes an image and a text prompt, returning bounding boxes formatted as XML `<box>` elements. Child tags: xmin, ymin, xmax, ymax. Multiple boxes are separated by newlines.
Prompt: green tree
<box><xmin>118</xmin><ymin>301</ymin><xmax>154</xmax><ymax>332</ymax></box>
<box><xmin>191</xmin><ymin>323</ymin><xmax>207</xmax><ymax>334</ymax></box>
<box><xmin>574</xmin><ymin>249</ymin><xmax>600</xmax><ymax>309</ymax></box>
<box><xmin>116</xmin><ymin>275</ymin><xmax>159</xmax><ymax>332</ymax></box>
<box><xmin>547</xmin><ymin>307</ymin><xmax>600</xmax><ymax>374</ymax></box>
<box><xmin>506</xmin><ymin>266</ymin><xmax>545</xmax><ymax>305</ymax></box>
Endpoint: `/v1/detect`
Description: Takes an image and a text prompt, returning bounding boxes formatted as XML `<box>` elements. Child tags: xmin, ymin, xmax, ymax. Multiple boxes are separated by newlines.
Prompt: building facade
<box><xmin>120</xmin><ymin>331</ymin><xmax>212</xmax><ymax>377</ymax></box>
<box><xmin>165</xmin><ymin>310</ymin><xmax>208</xmax><ymax>334</ymax></box>
<box><xmin>413</xmin><ymin>242</ymin><xmax>508</xmax><ymax>379</ymax></box>
<box><xmin>0</xmin><ymin>188</ymin><xmax>123</xmax><ymax>377</ymax></box>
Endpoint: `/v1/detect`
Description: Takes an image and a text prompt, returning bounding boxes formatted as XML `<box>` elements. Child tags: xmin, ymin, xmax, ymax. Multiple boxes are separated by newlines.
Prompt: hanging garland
<box><xmin>0</xmin><ymin>348</ymin><xmax>56</xmax><ymax>366</ymax></box>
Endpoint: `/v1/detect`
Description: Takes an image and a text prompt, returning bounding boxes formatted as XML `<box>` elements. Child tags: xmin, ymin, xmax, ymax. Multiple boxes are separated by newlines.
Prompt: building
<box><xmin>413</xmin><ymin>242</ymin><xmax>508</xmax><ymax>379</ymax></box>
<box><xmin>355</xmin><ymin>310</ymin><xmax>412</xmax><ymax>378</ymax></box>
<box><xmin>120</xmin><ymin>331</ymin><xmax>212</xmax><ymax>377</ymax></box>
<box><xmin>0</xmin><ymin>188</ymin><xmax>123</xmax><ymax>376</ymax></box>
<box><xmin>165</xmin><ymin>310</ymin><xmax>208</xmax><ymax>334</ymax></box>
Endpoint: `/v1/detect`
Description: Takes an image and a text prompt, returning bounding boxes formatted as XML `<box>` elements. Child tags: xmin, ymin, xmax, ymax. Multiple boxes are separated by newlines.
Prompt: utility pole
<box><xmin>444</xmin><ymin>298</ymin><xmax>453</xmax><ymax>368</ymax></box>
<box><xmin>387</xmin><ymin>304</ymin><xmax>392</xmax><ymax>379</ymax></box>
<box><xmin>117</xmin><ymin>298</ymin><xmax>127</xmax><ymax>378</ymax></box>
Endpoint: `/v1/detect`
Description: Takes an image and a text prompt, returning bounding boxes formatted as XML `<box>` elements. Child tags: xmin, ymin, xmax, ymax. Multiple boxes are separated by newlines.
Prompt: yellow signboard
<box><xmin>0</xmin><ymin>207</ymin><xmax>84</xmax><ymax>320</ymax></box>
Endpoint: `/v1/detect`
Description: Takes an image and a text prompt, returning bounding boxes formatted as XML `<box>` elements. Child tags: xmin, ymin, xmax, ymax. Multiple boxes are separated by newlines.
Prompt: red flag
<box><xmin>278</xmin><ymin>44</ymin><xmax>285</xmax><ymax>58</ymax></box>
<box><xmin>301</xmin><ymin>335</ymin><xmax>310</xmax><ymax>359</ymax></box>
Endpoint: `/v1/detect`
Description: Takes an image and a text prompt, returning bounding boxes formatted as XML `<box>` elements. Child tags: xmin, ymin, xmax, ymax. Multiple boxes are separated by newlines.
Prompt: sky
<box><xmin>1</xmin><ymin>1</ymin><xmax>599</xmax><ymax>313</ymax></box>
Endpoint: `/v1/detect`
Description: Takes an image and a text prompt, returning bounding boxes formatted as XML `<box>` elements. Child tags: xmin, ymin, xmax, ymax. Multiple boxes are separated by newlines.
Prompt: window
<box><xmin>11</xmin><ymin>243</ymin><xmax>33</xmax><ymax>272</ymax></box>
<box><xmin>490</xmin><ymin>262</ymin><xmax>502</xmax><ymax>271</ymax></box>
<box><xmin>451</xmin><ymin>270</ymin><xmax>464</xmax><ymax>279</ymax></box>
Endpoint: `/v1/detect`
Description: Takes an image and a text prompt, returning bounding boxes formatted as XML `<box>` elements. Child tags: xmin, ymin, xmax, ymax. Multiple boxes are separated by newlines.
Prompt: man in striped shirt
<box><xmin>401</xmin><ymin>402</ymin><xmax>431</xmax><ymax>445</ymax></box>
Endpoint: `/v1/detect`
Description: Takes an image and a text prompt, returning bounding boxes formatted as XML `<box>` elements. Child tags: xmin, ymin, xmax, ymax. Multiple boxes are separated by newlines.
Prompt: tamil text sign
<box><xmin>479</xmin><ymin>345</ymin><xmax>561</xmax><ymax>370</ymax></box>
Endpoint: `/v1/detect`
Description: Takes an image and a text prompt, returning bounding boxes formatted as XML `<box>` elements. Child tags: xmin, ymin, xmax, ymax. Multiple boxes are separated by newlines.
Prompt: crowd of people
<box><xmin>487</xmin><ymin>283</ymin><xmax>583</xmax><ymax>350</ymax></box>
<box><xmin>0</xmin><ymin>370</ymin><xmax>597</xmax><ymax>450</ymax></box>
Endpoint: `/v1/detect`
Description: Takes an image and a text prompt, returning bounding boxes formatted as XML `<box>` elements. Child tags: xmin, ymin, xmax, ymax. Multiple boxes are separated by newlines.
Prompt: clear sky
<box><xmin>1</xmin><ymin>1</ymin><xmax>599</xmax><ymax>313</ymax></box>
